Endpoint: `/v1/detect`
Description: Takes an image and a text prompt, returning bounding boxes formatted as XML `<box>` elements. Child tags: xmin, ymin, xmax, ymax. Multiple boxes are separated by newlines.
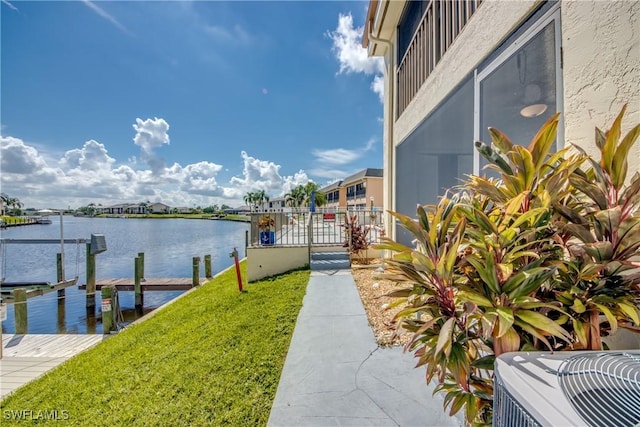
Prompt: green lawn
<box><xmin>0</xmin><ymin>263</ymin><xmax>309</xmax><ymax>426</ymax></box>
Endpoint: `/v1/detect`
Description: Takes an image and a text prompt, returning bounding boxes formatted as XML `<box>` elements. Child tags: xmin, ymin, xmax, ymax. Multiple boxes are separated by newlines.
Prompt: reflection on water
<box><xmin>1</xmin><ymin>217</ymin><xmax>248</xmax><ymax>334</ymax></box>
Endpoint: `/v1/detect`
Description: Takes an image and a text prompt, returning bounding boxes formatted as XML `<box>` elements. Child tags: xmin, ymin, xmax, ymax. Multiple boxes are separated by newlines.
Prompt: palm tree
<box><xmin>303</xmin><ymin>182</ymin><xmax>327</xmax><ymax>208</ymax></box>
<box><xmin>1</xmin><ymin>193</ymin><xmax>23</xmax><ymax>216</ymax></box>
<box><xmin>285</xmin><ymin>186</ymin><xmax>305</xmax><ymax>208</ymax></box>
<box><xmin>254</xmin><ymin>190</ymin><xmax>270</xmax><ymax>212</ymax></box>
<box><xmin>0</xmin><ymin>193</ymin><xmax>8</xmax><ymax>215</ymax></box>
<box><xmin>243</xmin><ymin>191</ymin><xmax>255</xmax><ymax>211</ymax></box>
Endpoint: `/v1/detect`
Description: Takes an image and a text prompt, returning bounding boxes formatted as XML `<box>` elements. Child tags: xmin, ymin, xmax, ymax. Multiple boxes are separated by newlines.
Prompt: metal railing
<box><xmin>397</xmin><ymin>0</ymin><xmax>482</xmax><ymax>117</ymax></box>
<box><xmin>248</xmin><ymin>210</ymin><xmax>386</xmax><ymax>248</ymax></box>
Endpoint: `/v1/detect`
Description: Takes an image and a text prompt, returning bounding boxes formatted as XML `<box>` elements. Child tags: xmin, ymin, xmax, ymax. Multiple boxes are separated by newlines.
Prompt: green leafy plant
<box><xmin>377</xmin><ymin>106</ymin><xmax>640</xmax><ymax>426</ymax></box>
<box><xmin>343</xmin><ymin>213</ymin><xmax>370</xmax><ymax>255</ymax></box>
<box><xmin>552</xmin><ymin>105</ymin><xmax>640</xmax><ymax>350</ymax></box>
<box><xmin>258</xmin><ymin>214</ymin><xmax>275</xmax><ymax>230</ymax></box>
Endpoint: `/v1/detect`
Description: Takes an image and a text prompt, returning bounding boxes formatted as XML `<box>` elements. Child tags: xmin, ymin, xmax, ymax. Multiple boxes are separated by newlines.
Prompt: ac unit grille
<box><xmin>558</xmin><ymin>352</ymin><xmax>640</xmax><ymax>427</ymax></box>
<box><xmin>494</xmin><ymin>370</ymin><xmax>541</xmax><ymax>427</ymax></box>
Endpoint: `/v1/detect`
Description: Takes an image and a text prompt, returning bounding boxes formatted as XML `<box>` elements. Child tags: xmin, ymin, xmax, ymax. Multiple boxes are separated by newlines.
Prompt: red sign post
<box><xmin>230</xmin><ymin>247</ymin><xmax>243</xmax><ymax>292</ymax></box>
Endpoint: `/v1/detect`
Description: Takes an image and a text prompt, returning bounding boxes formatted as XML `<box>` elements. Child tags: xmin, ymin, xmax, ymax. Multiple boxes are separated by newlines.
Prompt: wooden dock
<box><xmin>79</xmin><ymin>277</ymin><xmax>204</xmax><ymax>292</ymax></box>
<box><xmin>1</xmin><ymin>334</ymin><xmax>104</xmax><ymax>398</ymax></box>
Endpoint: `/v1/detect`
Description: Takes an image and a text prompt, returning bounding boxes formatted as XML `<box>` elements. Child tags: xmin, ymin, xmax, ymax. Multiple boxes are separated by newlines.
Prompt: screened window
<box><xmin>395</xmin><ymin>77</ymin><xmax>474</xmax><ymax>244</ymax></box>
<box><xmin>476</xmin><ymin>14</ymin><xmax>560</xmax><ymax>174</ymax></box>
<box><xmin>393</xmin><ymin>2</ymin><xmax>561</xmax><ymax>244</ymax></box>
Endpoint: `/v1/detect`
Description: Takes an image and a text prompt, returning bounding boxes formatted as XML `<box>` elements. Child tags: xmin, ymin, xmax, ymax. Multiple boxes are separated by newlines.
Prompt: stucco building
<box><xmin>320</xmin><ymin>168</ymin><xmax>384</xmax><ymax>211</ymax></box>
<box><xmin>363</xmin><ymin>0</ymin><xmax>639</xmax><ymax>241</ymax></box>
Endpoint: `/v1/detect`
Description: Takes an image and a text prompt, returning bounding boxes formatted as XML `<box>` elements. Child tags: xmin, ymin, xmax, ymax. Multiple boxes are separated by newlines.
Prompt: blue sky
<box><xmin>1</xmin><ymin>0</ymin><xmax>383</xmax><ymax>209</ymax></box>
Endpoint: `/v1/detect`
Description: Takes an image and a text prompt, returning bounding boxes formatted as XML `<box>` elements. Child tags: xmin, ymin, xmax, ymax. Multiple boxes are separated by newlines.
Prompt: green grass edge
<box><xmin>0</xmin><ymin>262</ymin><xmax>309</xmax><ymax>426</ymax></box>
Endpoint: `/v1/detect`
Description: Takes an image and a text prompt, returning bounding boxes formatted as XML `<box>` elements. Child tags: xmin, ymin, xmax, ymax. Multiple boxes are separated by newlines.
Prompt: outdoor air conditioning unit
<box><xmin>493</xmin><ymin>350</ymin><xmax>640</xmax><ymax>427</ymax></box>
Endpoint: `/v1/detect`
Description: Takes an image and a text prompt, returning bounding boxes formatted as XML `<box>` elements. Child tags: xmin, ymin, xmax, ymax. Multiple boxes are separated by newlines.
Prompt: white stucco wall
<box><xmin>247</xmin><ymin>247</ymin><xmax>309</xmax><ymax>282</ymax></box>
<box><xmin>561</xmin><ymin>0</ymin><xmax>640</xmax><ymax>165</ymax></box>
<box><xmin>393</xmin><ymin>0</ymin><xmax>541</xmax><ymax>145</ymax></box>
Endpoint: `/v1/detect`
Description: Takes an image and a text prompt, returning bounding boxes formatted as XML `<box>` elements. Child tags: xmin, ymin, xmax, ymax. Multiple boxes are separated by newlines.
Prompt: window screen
<box><xmin>395</xmin><ymin>77</ymin><xmax>474</xmax><ymax>245</ymax></box>
<box><xmin>478</xmin><ymin>20</ymin><xmax>558</xmax><ymax>174</ymax></box>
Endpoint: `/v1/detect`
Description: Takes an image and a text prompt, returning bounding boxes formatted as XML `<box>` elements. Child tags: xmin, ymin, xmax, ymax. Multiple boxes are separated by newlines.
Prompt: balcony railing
<box><xmin>397</xmin><ymin>0</ymin><xmax>482</xmax><ymax>117</ymax></box>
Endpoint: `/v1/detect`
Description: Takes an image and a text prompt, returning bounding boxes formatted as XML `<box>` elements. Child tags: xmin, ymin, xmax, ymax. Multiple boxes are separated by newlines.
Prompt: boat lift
<box><xmin>0</xmin><ymin>212</ymin><xmax>107</xmax><ymax>303</ymax></box>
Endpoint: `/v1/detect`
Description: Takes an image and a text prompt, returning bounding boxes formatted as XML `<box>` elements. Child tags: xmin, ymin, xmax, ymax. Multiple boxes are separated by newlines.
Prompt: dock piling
<box><xmin>56</xmin><ymin>253</ymin><xmax>65</xmax><ymax>299</ymax></box>
<box><xmin>138</xmin><ymin>252</ymin><xmax>145</xmax><ymax>279</ymax></box>
<box><xmin>192</xmin><ymin>257</ymin><xmax>200</xmax><ymax>286</ymax></box>
<box><xmin>204</xmin><ymin>254</ymin><xmax>212</xmax><ymax>279</ymax></box>
<box><xmin>134</xmin><ymin>256</ymin><xmax>143</xmax><ymax>309</ymax></box>
<box><xmin>14</xmin><ymin>288</ymin><xmax>28</xmax><ymax>334</ymax></box>
<box><xmin>101</xmin><ymin>286</ymin><xmax>117</xmax><ymax>334</ymax></box>
<box><xmin>86</xmin><ymin>243</ymin><xmax>96</xmax><ymax>312</ymax></box>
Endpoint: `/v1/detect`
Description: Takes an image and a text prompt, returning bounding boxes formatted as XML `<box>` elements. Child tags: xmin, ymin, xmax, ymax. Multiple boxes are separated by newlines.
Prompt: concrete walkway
<box><xmin>268</xmin><ymin>270</ymin><xmax>461</xmax><ymax>427</ymax></box>
<box><xmin>1</xmin><ymin>334</ymin><xmax>103</xmax><ymax>399</ymax></box>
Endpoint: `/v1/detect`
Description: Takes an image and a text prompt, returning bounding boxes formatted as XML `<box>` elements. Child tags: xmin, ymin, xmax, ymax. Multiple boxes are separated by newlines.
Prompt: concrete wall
<box><xmin>561</xmin><ymin>1</ymin><xmax>640</xmax><ymax>162</ymax></box>
<box><xmin>247</xmin><ymin>246</ymin><xmax>309</xmax><ymax>282</ymax></box>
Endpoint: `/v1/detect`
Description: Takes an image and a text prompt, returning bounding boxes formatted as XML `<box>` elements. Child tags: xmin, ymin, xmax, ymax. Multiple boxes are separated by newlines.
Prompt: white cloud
<box><xmin>312</xmin><ymin>138</ymin><xmax>377</xmax><ymax>166</ymax></box>
<box><xmin>328</xmin><ymin>12</ymin><xmax>384</xmax><ymax>102</ymax></box>
<box><xmin>229</xmin><ymin>151</ymin><xmax>309</xmax><ymax>198</ymax></box>
<box><xmin>371</xmin><ymin>75</ymin><xmax>385</xmax><ymax>103</ymax></box>
<box><xmin>1</xmin><ymin>136</ymin><xmax>49</xmax><ymax>174</ymax></box>
<box><xmin>1</xmin><ymin>129</ymin><xmax>313</xmax><ymax>208</ymax></box>
<box><xmin>81</xmin><ymin>0</ymin><xmax>134</xmax><ymax>37</ymax></box>
<box><xmin>61</xmin><ymin>140</ymin><xmax>116</xmax><ymax>171</ymax></box>
<box><xmin>308</xmin><ymin>168</ymin><xmax>356</xmax><ymax>180</ymax></box>
<box><xmin>328</xmin><ymin>13</ymin><xmax>383</xmax><ymax>75</ymax></box>
<box><xmin>133</xmin><ymin>117</ymin><xmax>170</xmax><ymax>175</ymax></box>
<box><xmin>312</xmin><ymin>148</ymin><xmax>361</xmax><ymax>166</ymax></box>
<box><xmin>205</xmin><ymin>24</ymin><xmax>252</xmax><ymax>45</ymax></box>
<box><xmin>2</xmin><ymin>0</ymin><xmax>18</xmax><ymax>12</ymax></box>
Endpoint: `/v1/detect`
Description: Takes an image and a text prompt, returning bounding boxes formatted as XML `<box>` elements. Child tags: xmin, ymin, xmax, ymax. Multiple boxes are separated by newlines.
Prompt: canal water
<box><xmin>0</xmin><ymin>216</ymin><xmax>249</xmax><ymax>334</ymax></box>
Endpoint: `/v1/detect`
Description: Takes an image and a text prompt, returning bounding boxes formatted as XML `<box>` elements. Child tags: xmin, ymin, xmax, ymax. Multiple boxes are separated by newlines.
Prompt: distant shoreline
<box><xmin>92</xmin><ymin>214</ymin><xmax>251</xmax><ymax>223</ymax></box>
<box><xmin>2</xmin><ymin>213</ymin><xmax>251</xmax><ymax>223</ymax></box>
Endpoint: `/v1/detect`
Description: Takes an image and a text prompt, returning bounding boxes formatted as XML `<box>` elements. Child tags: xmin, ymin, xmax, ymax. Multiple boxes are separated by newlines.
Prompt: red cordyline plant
<box><xmin>377</xmin><ymin>105</ymin><xmax>640</xmax><ymax>426</ymax></box>
<box><xmin>343</xmin><ymin>213</ymin><xmax>370</xmax><ymax>256</ymax></box>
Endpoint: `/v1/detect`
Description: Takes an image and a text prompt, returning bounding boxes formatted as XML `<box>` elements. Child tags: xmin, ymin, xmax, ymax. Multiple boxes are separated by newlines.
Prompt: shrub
<box><xmin>377</xmin><ymin>105</ymin><xmax>640</xmax><ymax>425</ymax></box>
<box><xmin>343</xmin><ymin>213</ymin><xmax>370</xmax><ymax>255</ymax></box>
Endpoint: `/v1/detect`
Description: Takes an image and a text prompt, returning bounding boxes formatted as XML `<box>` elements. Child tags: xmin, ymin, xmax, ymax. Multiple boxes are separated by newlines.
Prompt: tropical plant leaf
<box><xmin>601</xmin><ymin>104</ymin><xmax>626</xmax><ymax>172</ymax></box>
<box><xmin>515</xmin><ymin>310</ymin><xmax>572</xmax><ymax>342</ymax></box>
<box><xmin>583</xmin><ymin>242</ymin><xmax>614</xmax><ymax>262</ymax></box>
<box><xmin>495</xmin><ymin>307</ymin><xmax>515</xmax><ymax>338</ymax></box>
<box><xmin>503</xmin><ymin>267</ymin><xmax>555</xmax><ymax>299</ymax></box>
<box><xmin>465</xmin><ymin>254</ymin><xmax>500</xmax><ymax>294</ymax></box>
<box><xmin>435</xmin><ymin>317</ymin><xmax>456</xmax><ymax>357</ymax></box>
<box><xmin>573</xmin><ymin>319</ymin><xmax>588</xmax><ymax>347</ymax></box>
<box><xmin>471</xmin><ymin>355</ymin><xmax>496</xmax><ymax>370</ymax></box>
<box><xmin>611</xmin><ymin>123</ymin><xmax>640</xmax><ymax>188</ymax></box>
<box><xmin>457</xmin><ymin>291</ymin><xmax>493</xmax><ymax>308</ymax></box>
<box><xmin>618</xmin><ymin>302</ymin><xmax>640</xmax><ymax>325</ymax></box>
<box><xmin>562</xmin><ymin>223</ymin><xmax>595</xmax><ymax>244</ymax></box>
<box><xmin>475</xmin><ymin>140</ymin><xmax>513</xmax><ymax>175</ymax></box>
<box><xmin>514</xmin><ymin>319</ymin><xmax>553</xmax><ymax>351</ymax></box>
<box><xmin>489</xmin><ymin>127</ymin><xmax>514</xmax><ymax>153</ymax></box>
<box><xmin>528</xmin><ymin>113</ymin><xmax>560</xmax><ymax>171</ymax></box>
<box><xmin>384</xmin><ymin>288</ymin><xmax>414</xmax><ymax>298</ymax></box>
<box><xmin>594</xmin><ymin>304</ymin><xmax>618</xmax><ymax>336</ymax></box>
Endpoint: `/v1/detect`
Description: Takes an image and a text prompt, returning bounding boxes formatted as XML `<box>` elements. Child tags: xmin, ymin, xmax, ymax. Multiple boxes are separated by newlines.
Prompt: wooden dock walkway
<box><xmin>78</xmin><ymin>277</ymin><xmax>205</xmax><ymax>292</ymax></box>
<box><xmin>1</xmin><ymin>334</ymin><xmax>104</xmax><ymax>399</ymax></box>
